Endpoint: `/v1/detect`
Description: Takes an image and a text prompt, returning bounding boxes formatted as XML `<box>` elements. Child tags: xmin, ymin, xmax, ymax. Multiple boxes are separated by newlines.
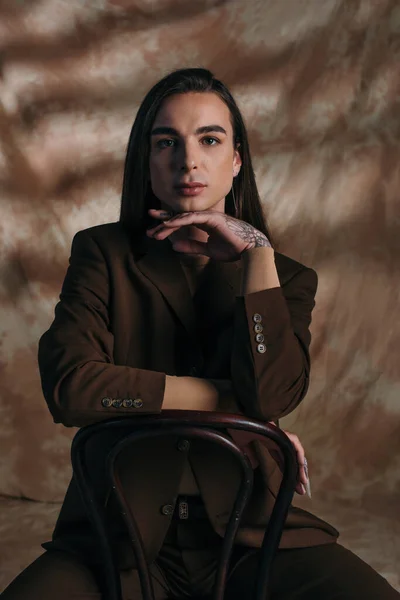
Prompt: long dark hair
<box><xmin>119</xmin><ymin>67</ymin><xmax>274</xmax><ymax>245</ymax></box>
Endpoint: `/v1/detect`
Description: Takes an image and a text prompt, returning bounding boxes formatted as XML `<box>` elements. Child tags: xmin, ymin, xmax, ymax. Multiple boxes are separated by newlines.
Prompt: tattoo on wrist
<box><xmin>223</xmin><ymin>215</ymin><xmax>272</xmax><ymax>248</ymax></box>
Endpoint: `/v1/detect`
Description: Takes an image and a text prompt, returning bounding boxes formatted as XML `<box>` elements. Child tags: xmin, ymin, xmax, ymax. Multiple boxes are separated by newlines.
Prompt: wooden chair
<box><xmin>71</xmin><ymin>410</ymin><xmax>298</xmax><ymax>600</ymax></box>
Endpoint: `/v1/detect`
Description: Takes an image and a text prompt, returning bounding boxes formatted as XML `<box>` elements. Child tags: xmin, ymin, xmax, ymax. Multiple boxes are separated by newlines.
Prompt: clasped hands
<box><xmin>146</xmin><ymin>208</ymin><xmax>272</xmax><ymax>261</ymax></box>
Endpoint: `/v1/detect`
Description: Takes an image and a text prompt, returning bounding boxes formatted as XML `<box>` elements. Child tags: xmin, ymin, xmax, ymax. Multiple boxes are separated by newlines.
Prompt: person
<box><xmin>2</xmin><ymin>67</ymin><xmax>398</xmax><ymax>600</ymax></box>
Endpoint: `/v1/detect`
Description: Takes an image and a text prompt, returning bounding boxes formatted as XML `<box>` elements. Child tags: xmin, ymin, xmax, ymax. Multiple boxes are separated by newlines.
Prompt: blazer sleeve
<box><xmin>38</xmin><ymin>229</ymin><xmax>166</xmax><ymax>428</ymax></box>
<box><xmin>230</xmin><ymin>266</ymin><xmax>318</xmax><ymax>421</ymax></box>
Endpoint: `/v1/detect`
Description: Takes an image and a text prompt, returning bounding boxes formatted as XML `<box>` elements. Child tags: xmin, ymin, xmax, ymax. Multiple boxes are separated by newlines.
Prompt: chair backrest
<box><xmin>71</xmin><ymin>410</ymin><xmax>298</xmax><ymax>600</ymax></box>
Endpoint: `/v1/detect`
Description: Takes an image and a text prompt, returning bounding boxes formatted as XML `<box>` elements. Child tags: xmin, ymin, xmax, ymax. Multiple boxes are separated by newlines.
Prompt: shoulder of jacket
<box><xmin>75</xmin><ymin>221</ymin><xmax>124</xmax><ymax>241</ymax></box>
<box><xmin>74</xmin><ymin>221</ymin><xmax>133</xmax><ymax>252</ymax></box>
<box><xmin>274</xmin><ymin>251</ymin><xmax>316</xmax><ymax>287</ymax></box>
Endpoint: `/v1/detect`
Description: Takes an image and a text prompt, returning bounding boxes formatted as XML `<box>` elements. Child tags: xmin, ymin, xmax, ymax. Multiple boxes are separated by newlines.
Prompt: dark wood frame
<box><xmin>71</xmin><ymin>410</ymin><xmax>298</xmax><ymax>600</ymax></box>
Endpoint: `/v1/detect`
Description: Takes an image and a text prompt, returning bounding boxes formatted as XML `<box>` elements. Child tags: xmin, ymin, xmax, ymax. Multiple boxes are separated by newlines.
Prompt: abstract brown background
<box><xmin>0</xmin><ymin>0</ymin><xmax>399</xmax><ymax>592</ymax></box>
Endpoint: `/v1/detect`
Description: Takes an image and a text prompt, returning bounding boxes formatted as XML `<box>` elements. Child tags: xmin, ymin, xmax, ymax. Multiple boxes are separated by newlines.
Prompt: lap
<box><xmin>225</xmin><ymin>542</ymin><xmax>400</xmax><ymax>600</ymax></box>
<box><xmin>3</xmin><ymin>541</ymin><xmax>398</xmax><ymax>600</ymax></box>
<box><xmin>0</xmin><ymin>550</ymin><xmax>168</xmax><ymax>600</ymax></box>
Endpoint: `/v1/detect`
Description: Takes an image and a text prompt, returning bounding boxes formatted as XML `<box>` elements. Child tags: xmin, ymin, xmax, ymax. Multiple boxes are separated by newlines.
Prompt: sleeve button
<box><xmin>133</xmin><ymin>398</ymin><xmax>143</xmax><ymax>408</ymax></box>
<box><xmin>254</xmin><ymin>323</ymin><xmax>263</xmax><ymax>333</ymax></box>
<box><xmin>257</xmin><ymin>343</ymin><xmax>267</xmax><ymax>354</ymax></box>
<box><xmin>101</xmin><ymin>397</ymin><xmax>112</xmax><ymax>408</ymax></box>
<box><xmin>160</xmin><ymin>504</ymin><xmax>174</xmax><ymax>516</ymax></box>
<box><xmin>255</xmin><ymin>333</ymin><xmax>264</xmax><ymax>343</ymax></box>
<box><xmin>252</xmin><ymin>313</ymin><xmax>262</xmax><ymax>323</ymax></box>
<box><xmin>122</xmin><ymin>398</ymin><xmax>133</xmax><ymax>408</ymax></box>
<box><xmin>112</xmin><ymin>398</ymin><xmax>123</xmax><ymax>408</ymax></box>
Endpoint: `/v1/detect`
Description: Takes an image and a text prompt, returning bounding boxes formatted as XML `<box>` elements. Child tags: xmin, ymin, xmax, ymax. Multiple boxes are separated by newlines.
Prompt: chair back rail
<box><xmin>71</xmin><ymin>410</ymin><xmax>298</xmax><ymax>600</ymax></box>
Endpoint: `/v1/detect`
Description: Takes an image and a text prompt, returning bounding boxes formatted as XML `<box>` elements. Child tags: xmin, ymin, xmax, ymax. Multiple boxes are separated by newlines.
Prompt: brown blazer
<box><xmin>38</xmin><ymin>221</ymin><xmax>339</xmax><ymax>570</ymax></box>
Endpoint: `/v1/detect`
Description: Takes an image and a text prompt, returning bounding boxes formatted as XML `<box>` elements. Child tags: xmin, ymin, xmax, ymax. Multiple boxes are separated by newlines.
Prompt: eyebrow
<box><xmin>150</xmin><ymin>124</ymin><xmax>227</xmax><ymax>137</ymax></box>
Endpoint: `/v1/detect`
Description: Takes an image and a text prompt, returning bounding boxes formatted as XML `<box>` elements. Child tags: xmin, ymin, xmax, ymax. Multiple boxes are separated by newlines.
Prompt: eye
<box><xmin>156</xmin><ymin>139</ymin><xmax>175</xmax><ymax>148</ymax></box>
<box><xmin>202</xmin><ymin>137</ymin><xmax>220</xmax><ymax>145</ymax></box>
<box><xmin>155</xmin><ymin>136</ymin><xmax>221</xmax><ymax>149</ymax></box>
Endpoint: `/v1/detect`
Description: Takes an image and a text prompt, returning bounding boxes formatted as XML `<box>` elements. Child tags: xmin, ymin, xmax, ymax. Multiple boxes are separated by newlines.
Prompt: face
<box><xmin>148</xmin><ymin>92</ymin><xmax>241</xmax><ymax>215</ymax></box>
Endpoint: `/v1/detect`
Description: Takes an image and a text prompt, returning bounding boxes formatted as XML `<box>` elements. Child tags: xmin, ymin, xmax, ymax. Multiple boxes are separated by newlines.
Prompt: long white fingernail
<box><xmin>305</xmin><ymin>479</ymin><xmax>312</xmax><ymax>499</ymax></box>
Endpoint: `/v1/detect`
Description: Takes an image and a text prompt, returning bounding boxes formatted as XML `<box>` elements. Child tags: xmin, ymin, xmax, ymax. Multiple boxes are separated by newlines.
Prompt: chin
<box><xmin>164</xmin><ymin>199</ymin><xmax>205</xmax><ymax>213</ymax></box>
<box><xmin>158</xmin><ymin>189</ymin><xmax>225</xmax><ymax>214</ymax></box>
<box><xmin>174</xmin><ymin>198</ymin><xmax>225</xmax><ymax>214</ymax></box>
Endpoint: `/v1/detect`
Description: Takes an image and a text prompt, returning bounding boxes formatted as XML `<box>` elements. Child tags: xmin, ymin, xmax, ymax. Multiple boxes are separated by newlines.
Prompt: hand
<box><xmin>146</xmin><ymin>209</ymin><xmax>272</xmax><ymax>262</ymax></box>
<box><xmin>206</xmin><ymin>381</ymin><xmax>310</xmax><ymax>497</ymax></box>
<box><xmin>268</xmin><ymin>422</ymin><xmax>310</xmax><ymax>496</ymax></box>
<box><xmin>204</xmin><ymin>380</ymin><xmax>310</xmax><ymax>496</ymax></box>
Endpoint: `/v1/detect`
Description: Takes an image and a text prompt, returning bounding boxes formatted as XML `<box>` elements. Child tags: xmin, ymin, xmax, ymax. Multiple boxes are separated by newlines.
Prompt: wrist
<box><xmin>242</xmin><ymin>235</ymin><xmax>272</xmax><ymax>254</ymax></box>
<box><xmin>163</xmin><ymin>375</ymin><xmax>219</xmax><ymax>411</ymax></box>
<box><xmin>240</xmin><ymin>246</ymin><xmax>280</xmax><ymax>294</ymax></box>
<box><xmin>241</xmin><ymin>245</ymin><xmax>275</xmax><ymax>262</ymax></box>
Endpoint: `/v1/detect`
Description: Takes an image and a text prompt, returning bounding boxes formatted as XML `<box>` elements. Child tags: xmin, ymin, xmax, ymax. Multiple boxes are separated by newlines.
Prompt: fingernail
<box><xmin>303</xmin><ymin>457</ymin><xmax>309</xmax><ymax>480</ymax></box>
<box><xmin>305</xmin><ymin>479</ymin><xmax>312</xmax><ymax>499</ymax></box>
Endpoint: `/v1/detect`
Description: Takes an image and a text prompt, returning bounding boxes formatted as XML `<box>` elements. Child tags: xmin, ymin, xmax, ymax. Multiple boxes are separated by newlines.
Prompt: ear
<box><xmin>233</xmin><ymin>144</ymin><xmax>242</xmax><ymax>173</ymax></box>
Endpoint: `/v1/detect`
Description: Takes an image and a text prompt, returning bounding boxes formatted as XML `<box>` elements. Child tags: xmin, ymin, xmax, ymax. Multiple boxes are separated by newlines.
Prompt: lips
<box><xmin>175</xmin><ymin>182</ymin><xmax>206</xmax><ymax>189</ymax></box>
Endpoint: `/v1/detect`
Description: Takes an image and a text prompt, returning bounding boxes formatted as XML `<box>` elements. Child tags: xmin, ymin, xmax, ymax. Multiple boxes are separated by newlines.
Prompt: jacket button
<box><xmin>112</xmin><ymin>398</ymin><xmax>123</xmax><ymax>408</ymax></box>
<box><xmin>253</xmin><ymin>313</ymin><xmax>262</xmax><ymax>323</ymax></box>
<box><xmin>133</xmin><ymin>398</ymin><xmax>143</xmax><ymax>408</ymax></box>
<box><xmin>257</xmin><ymin>343</ymin><xmax>267</xmax><ymax>354</ymax></box>
<box><xmin>122</xmin><ymin>398</ymin><xmax>133</xmax><ymax>408</ymax></box>
<box><xmin>101</xmin><ymin>397</ymin><xmax>112</xmax><ymax>408</ymax></box>
<box><xmin>255</xmin><ymin>333</ymin><xmax>264</xmax><ymax>343</ymax></box>
<box><xmin>254</xmin><ymin>323</ymin><xmax>263</xmax><ymax>333</ymax></box>
<box><xmin>177</xmin><ymin>439</ymin><xmax>190</xmax><ymax>452</ymax></box>
<box><xmin>161</xmin><ymin>504</ymin><xmax>174</xmax><ymax>516</ymax></box>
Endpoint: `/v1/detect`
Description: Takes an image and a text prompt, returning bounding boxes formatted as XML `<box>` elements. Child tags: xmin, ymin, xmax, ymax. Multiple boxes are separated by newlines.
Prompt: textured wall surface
<box><xmin>0</xmin><ymin>0</ymin><xmax>399</xmax><ymax>591</ymax></box>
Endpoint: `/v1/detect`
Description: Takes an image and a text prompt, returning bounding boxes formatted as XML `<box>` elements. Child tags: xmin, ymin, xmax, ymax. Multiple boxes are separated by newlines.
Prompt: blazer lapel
<box><xmin>135</xmin><ymin>234</ymin><xmax>242</xmax><ymax>341</ymax></box>
<box><xmin>135</xmin><ymin>235</ymin><xmax>198</xmax><ymax>340</ymax></box>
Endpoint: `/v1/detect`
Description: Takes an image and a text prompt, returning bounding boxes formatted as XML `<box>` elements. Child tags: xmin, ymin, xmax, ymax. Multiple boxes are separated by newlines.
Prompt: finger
<box><xmin>295</xmin><ymin>482</ymin><xmax>306</xmax><ymax>495</ymax></box>
<box><xmin>148</xmin><ymin>208</ymin><xmax>176</xmax><ymax>218</ymax></box>
<box><xmin>298</xmin><ymin>459</ymin><xmax>309</xmax><ymax>488</ymax></box>
<box><xmin>285</xmin><ymin>433</ymin><xmax>305</xmax><ymax>469</ymax></box>
<box><xmin>302</xmin><ymin>457</ymin><xmax>311</xmax><ymax>498</ymax></box>
<box><xmin>147</xmin><ymin>215</ymin><xmax>178</xmax><ymax>232</ymax></box>
<box><xmin>284</xmin><ymin>432</ymin><xmax>308</xmax><ymax>487</ymax></box>
<box><xmin>147</xmin><ymin>210</ymin><xmax>178</xmax><ymax>233</ymax></box>
<box><xmin>297</xmin><ymin>460</ymin><xmax>311</xmax><ymax>498</ymax></box>
<box><xmin>152</xmin><ymin>211</ymin><xmax>219</xmax><ymax>234</ymax></box>
<box><xmin>299</xmin><ymin>468</ymin><xmax>308</xmax><ymax>488</ymax></box>
<box><xmin>277</xmin><ymin>429</ymin><xmax>310</xmax><ymax>496</ymax></box>
<box><xmin>148</xmin><ymin>225</ymin><xmax>180</xmax><ymax>240</ymax></box>
<box><xmin>147</xmin><ymin>220</ymin><xmax>183</xmax><ymax>235</ymax></box>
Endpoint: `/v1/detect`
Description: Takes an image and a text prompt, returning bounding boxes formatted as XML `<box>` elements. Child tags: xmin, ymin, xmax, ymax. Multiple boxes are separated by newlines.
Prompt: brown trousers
<box><xmin>2</xmin><ymin>516</ymin><xmax>399</xmax><ymax>599</ymax></box>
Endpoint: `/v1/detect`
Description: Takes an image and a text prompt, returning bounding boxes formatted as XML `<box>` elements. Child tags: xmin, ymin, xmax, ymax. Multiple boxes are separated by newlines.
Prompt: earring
<box><xmin>232</xmin><ymin>182</ymin><xmax>237</xmax><ymax>216</ymax></box>
<box><xmin>232</xmin><ymin>167</ymin><xmax>239</xmax><ymax>215</ymax></box>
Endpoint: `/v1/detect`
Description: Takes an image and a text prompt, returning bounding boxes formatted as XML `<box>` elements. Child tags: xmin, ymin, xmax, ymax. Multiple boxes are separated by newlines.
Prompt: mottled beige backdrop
<box><xmin>0</xmin><ymin>0</ymin><xmax>399</xmax><ymax>592</ymax></box>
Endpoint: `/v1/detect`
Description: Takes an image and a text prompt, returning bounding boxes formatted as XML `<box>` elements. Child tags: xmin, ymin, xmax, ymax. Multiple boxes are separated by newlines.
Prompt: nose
<box><xmin>175</xmin><ymin>140</ymin><xmax>198</xmax><ymax>172</ymax></box>
<box><xmin>181</xmin><ymin>160</ymin><xmax>196</xmax><ymax>172</ymax></box>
